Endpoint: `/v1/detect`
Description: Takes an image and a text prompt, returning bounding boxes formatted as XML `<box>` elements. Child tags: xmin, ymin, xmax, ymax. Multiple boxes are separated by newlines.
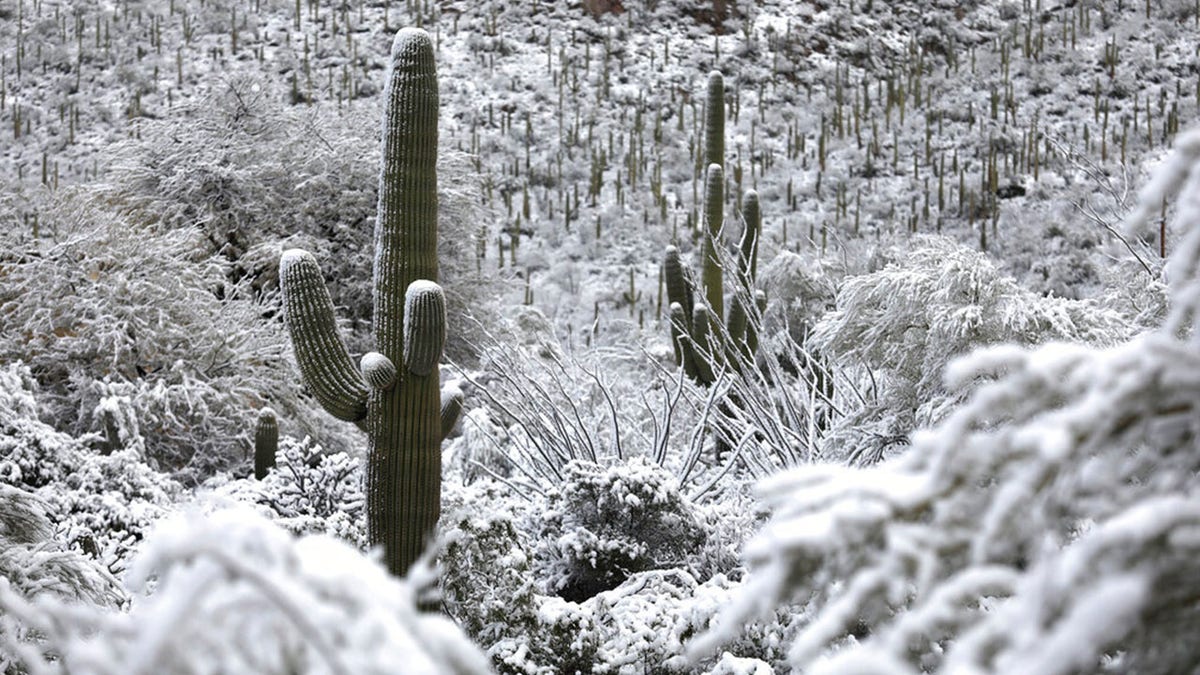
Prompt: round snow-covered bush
<box><xmin>43</xmin><ymin>449</ymin><xmax>184</xmax><ymax>574</ymax></box>
<box><xmin>214</xmin><ymin>436</ymin><xmax>367</xmax><ymax>550</ymax></box>
<box><xmin>441</xmin><ymin>513</ymin><xmax>539</xmax><ymax>646</ymax></box>
<box><xmin>535</xmin><ymin>458</ymin><xmax>708</xmax><ymax>602</ymax></box>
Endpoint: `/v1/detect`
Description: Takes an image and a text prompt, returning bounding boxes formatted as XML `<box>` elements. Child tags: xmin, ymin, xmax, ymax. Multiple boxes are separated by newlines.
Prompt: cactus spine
<box><xmin>280</xmin><ymin>28</ymin><xmax>453</xmax><ymax>576</ymax></box>
<box><xmin>254</xmin><ymin>408</ymin><xmax>278</xmax><ymax>480</ymax></box>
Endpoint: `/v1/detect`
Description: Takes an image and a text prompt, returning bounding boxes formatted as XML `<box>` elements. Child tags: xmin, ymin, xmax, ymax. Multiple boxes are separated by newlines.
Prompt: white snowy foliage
<box><xmin>0</xmin><ymin>192</ymin><xmax>315</xmax><ymax>479</ymax></box>
<box><xmin>688</xmin><ymin>128</ymin><xmax>1200</xmax><ymax>673</ymax></box>
<box><xmin>0</xmin><ymin>508</ymin><xmax>490</xmax><ymax>675</ymax></box>
<box><xmin>810</xmin><ymin>234</ymin><xmax>1130</xmax><ymax>458</ymax></box>
<box><xmin>213</xmin><ymin>435</ymin><xmax>367</xmax><ymax>549</ymax></box>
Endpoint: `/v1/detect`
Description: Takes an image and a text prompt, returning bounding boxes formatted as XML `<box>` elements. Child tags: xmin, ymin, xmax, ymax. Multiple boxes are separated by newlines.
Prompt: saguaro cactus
<box><xmin>664</xmin><ymin>70</ymin><xmax>763</xmax><ymax>385</ymax></box>
<box><xmin>254</xmin><ymin>408</ymin><xmax>278</xmax><ymax>480</ymax></box>
<box><xmin>279</xmin><ymin>27</ymin><xmax>459</xmax><ymax>576</ymax></box>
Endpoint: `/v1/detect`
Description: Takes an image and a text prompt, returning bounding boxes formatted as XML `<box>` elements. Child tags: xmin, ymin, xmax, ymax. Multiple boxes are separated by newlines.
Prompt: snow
<box><xmin>4</xmin><ymin>0</ymin><xmax>1200</xmax><ymax>671</ymax></box>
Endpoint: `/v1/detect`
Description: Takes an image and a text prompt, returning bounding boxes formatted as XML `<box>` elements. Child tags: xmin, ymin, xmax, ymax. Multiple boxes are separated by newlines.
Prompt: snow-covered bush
<box><xmin>536</xmin><ymin>458</ymin><xmax>708</xmax><ymax>602</ymax></box>
<box><xmin>0</xmin><ymin>483</ymin><xmax>122</xmax><ymax>606</ymax></box>
<box><xmin>0</xmin><ymin>508</ymin><xmax>490</xmax><ymax>674</ymax></box>
<box><xmin>0</xmin><ymin>362</ymin><xmax>183</xmax><ymax>574</ymax></box>
<box><xmin>0</xmin><ymin>191</ymin><xmax>327</xmax><ymax>480</ymax></box>
<box><xmin>42</xmin><ymin>448</ymin><xmax>184</xmax><ymax>575</ymax></box>
<box><xmin>811</xmin><ymin>234</ymin><xmax>1130</xmax><ymax>462</ymax></box>
<box><xmin>100</xmin><ymin>76</ymin><xmax>502</xmax><ymax>363</ymax></box>
<box><xmin>214</xmin><ymin>436</ymin><xmax>367</xmax><ymax>549</ymax></box>
<box><xmin>0</xmin><ymin>363</ymin><xmax>86</xmax><ymax>489</ymax></box>
<box><xmin>440</xmin><ymin>512</ymin><xmax>542</xmax><ymax>661</ymax></box>
<box><xmin>687</xmin><ymin>129</ymin><xmax>1200</xmax><ymax>674</ymax></box>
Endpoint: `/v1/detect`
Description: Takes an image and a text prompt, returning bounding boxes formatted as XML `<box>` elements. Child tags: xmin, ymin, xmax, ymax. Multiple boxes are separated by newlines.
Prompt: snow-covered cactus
<box><xmin>663</xmin><ymin>70</ymin><xmax>764</xmax><ymax>385</ymax></box>
<box><xmin>662</xmin><ymin>189</ymin><xmax>762</xmax><ymax>384</ymax></box>
<box><xmin>253</xmin><ymin>408</ymin><xmax>278</xmax><ymax>480</ymax></box>
<box><xmin>703</xmin><ymin>70</ymin><xmax>725</xmax><ymax>171</ymax></box>
<box><xmin>701</xmin><ymin>163</ymin><xmax>726</xmax><ymax>320</ymax></box>
<box><xmin>279</xmin><ymin>27</ymin><xmax>457</xmax><ymax>576</ymax></box>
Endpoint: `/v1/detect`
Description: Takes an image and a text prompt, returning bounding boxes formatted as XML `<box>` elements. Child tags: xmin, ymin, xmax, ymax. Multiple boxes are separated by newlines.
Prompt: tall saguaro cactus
<box><xmin>664</xmin><ymin>70</ymin><xmax>763</xmax><ymax>385</ymax></box>
<box><xmin>279</xmin><ymin>28</ymin><xmax>460</xmax><ymax>576</ymax></box>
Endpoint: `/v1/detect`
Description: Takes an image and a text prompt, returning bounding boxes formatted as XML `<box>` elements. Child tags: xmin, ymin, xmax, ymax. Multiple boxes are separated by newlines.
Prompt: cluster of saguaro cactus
<box><xmin>278</xmin><ymin>28</ymin><xmax>462</xmax><ymax>576</ymax></box>
<box><xmin>665</xmin><ymin>71</ymin><xmax>765</xmax><ymax>385</ymax></box>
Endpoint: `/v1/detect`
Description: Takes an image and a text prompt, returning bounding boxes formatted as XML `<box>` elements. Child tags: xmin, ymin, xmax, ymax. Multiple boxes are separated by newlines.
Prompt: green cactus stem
<box><xmin>254</xmin><ymin>408</ymin><xmax>278</xmax><ymax>480</ymax></box>
<box><xmin>704</xmin><ymin>71</ymin><xmax>725</xmax><ymax>171</ymax></box>
<box><xmin>402</xmin><ymin>280</ymin><xmax>447</xmax><ymax>377</ymax></box>
<box><xmin>440</xmin><ymin>387</ymin><xmax>464</xmax><ymax>441</ymax></box>
<box><xmin>279</xmin><ymin>27</ymin><xmax>447</xmax><ymax>577</ymax></box>
<box><xmin>727</xmin><ymin>190</ymin><xmax>762</xmax><ymax>352</ymax></box>
<box><xmin>669</xmin><ymin>301</ymin><xmax>700</xmax><ymax>381</ymax></box>
<box><xmin>691</xmin><ymin>303</ymin><xmax>716</xmax><ymax>385</ymax></box>
<box><xmin>280</xmin><ymin>250</ymin><xmax>369</xmax><ymax>423</ymax></box>
<box><xmin>701</xmin><ymin>163</ymin><xmax>725</xmax><ymax>321</ymax></box>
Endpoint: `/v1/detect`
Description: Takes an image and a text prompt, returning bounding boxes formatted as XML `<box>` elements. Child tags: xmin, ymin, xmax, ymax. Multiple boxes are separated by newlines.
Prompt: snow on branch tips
<box><xmin>687</xmin><ymin>126</ymin><xmax>1200</xmax><ymax>674</ymax></box>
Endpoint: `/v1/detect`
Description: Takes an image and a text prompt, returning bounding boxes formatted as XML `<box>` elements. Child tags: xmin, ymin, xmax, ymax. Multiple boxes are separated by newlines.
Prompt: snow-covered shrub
<box><xmin>0</xmin><ymin>508</ymin><xmax>491</xmax><ymax>674</ymax></box>
<box><xmin>590</xmin><ymin>569</ymin><xmax>795</xmax><ymax>675</ymax></box>
<box><xmin>757</xmin><ymin>250</ymin><xmax>837</xmax><ymax>343</ymax></box>
<box><xmin>686</xmin><ymin>129</ymin><xmax>1200</xmax><ymax>674</ymax></box>
<box><xmin>41</xmin><ymin>448</ymin><xmax>184</xmax><ymax>575</ymax></box>
<box><xmin>0</xmin><ymin>483</ymin><xmax>121</xmax><ymax>607</ymax></box>
<box><xmin>0</xmin><ymin>363</ymin><xmax>87</xmax><ymax>489</ymax></box>
<box><xmin>100</xmin><ymin>76</ymin><xmax>501</xmax><ymax>363</ymax></box>
<box><xmin>536</xmin><ymin>458</ymin><xmax>708</xmax><ymax>602</ymax></box>
<box><xmin>441</xmin><ymin>512</ymin><xmax>539</xmax><ymax>644</ymax></box>
<box><xmin>0</xmin><ymin>362</ymin><xmax>185</xmax><ymax>574</ymax></box>
<box><xmin>810</xmin><ymin>234</ymin><xmax>1130</xmax><ymax>461</ymax></box>
<box><xmin>0</xmin><ymin>191</ymin><xmax>328</xmax><ymax>480</ymax></box>
<box><xmin>214</xmin><ymin>436</ymin><xmax>366</xmax><ymax>549</ymax></box>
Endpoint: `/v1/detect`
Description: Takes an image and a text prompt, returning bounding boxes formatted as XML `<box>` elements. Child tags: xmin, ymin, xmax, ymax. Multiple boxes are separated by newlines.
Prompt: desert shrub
<box><xmin>0</xmin><ymin>190</ymin><xmax>338</xmax><ymax>481</ymax></box>
<box><xmin>214</xmin><ymin>436</ymin><xmax>367</xmax><ymax>549</ymax></box>
<box><xmin>440</xmin><ymin>513</ymin><xmax>540</xmax><ymax>650</ymax></box>
<box><xmin>0</xmin><ymin>362</ymin><xmax>183</xmax><ymax>574</ymax></box>
<box><xmin>686</xmin><ymin>128</ymin><xmax>1200</xmax><ymax>675</ymax></box>
<box><xmin>534</xmin><ymin>458</ymin><xmax>708</xmax><ymax>602</ymax></box>
<box><xmin>99</xmin><ymin>76</ymin><xmax>503</xmax><ymax>363</ymax></box>
<box><xmin>0</xmin><ymin>363</ymin><xmax>87</xmax><ymax>489</ymax></box>
<box><xmin>0</xmin><ymin>508</ymin><xmax>491</xmax><ymax>674</ymax></box>
<box><xmin>0</xmin><ymin>483</ymin><xmax>122</xmax><ymax>607</ymax></box>
<box><xmin>42</xmin><ymin>448</ymin><xmax>184</xmax><ymax>576</ymax></box>
<box><xmin>810</xmin><ymin>234</ymin><xmax>1130</xmax><ymax>462</ymax></box>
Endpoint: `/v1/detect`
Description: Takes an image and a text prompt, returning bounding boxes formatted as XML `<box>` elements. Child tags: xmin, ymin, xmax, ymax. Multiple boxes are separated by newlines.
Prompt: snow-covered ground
<box><xmin>2</xmin><ymin>0</ymin><xmax>1200</xmax><ymax>672</ymax></box>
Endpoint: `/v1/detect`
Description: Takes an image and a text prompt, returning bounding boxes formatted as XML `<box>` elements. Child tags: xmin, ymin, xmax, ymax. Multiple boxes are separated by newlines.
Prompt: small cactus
<box><xmin>254</xmin><ymin>408</ymin><xmax>278</xmax><ymax>480</ymax></box>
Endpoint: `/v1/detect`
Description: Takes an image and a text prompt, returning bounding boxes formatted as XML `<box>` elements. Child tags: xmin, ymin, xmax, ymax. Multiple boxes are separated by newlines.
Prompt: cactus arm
<box><xmin>691</xmin><ymin>304</ymin><xmax>717</xmax><ymax>386</ymax></box>
<box><xmin>361</xmin><ymin>352</ymin><xmax>397</xmax><ymax>391</ymax></box>
<box><xmin>742</xmin><ymin>190</ymin><xmax>761</xmax><ymax>283</ymax></box>
<box><xmin>727</xmin><ymin>190</ymin><xmax>762</xmax><ymax>351</ymax></box>
<box><xmin>280</xmin><ymin>249</ymin><xmax>369</xmax><ymax>422</ymax></box>
<box><xmin>254</xmin><ymin>408</ymin><xmax>278</xmax><ymax>480</ymax></box>
<box><xmin>669</xmin><ymin>302</ymin><xmax>700</xmax><ymax>381</ymax></box>
<box><xmin>440</xmin><ymin>386</ymin><xmax>464</xmax><ymax>442</ymax></box>
<box><xmin>701</xmin><ymin>163</ymin><xmax>725</xmax><ymax>324</ymax></box>
<box><xmin>402</xmin><ymin>280</ymin><xmax>446</xmax><ymax>377</ymax></box>
<box><xmin>663</xmin><ymin>246</ymin><xmax>695</xmax><ymax>332</ymax></box>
